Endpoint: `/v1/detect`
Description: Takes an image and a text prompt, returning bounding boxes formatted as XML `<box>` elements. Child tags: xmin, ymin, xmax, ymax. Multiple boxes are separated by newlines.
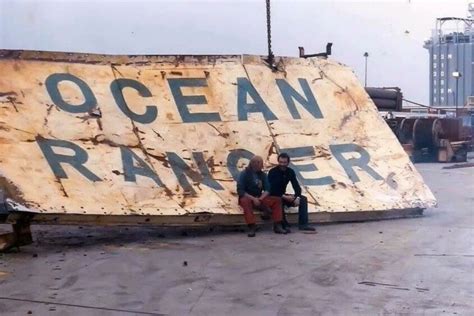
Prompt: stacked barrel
<box><xmin>365</xmin><ymin>87</ymin><xmax>403</xmax><ymax>112</ymax></box>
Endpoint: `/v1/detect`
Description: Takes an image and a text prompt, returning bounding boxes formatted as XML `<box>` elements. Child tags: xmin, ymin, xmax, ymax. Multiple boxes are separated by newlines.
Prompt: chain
<box><xmin>266</xmin><ymin>0</ymin><xmax>274</xmax><ymax>66</ymax></box>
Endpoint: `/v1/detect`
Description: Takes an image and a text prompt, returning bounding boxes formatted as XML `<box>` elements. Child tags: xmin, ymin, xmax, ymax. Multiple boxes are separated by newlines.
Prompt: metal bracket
<box><xmin>299</xmin><ymin>43</ymin><xmax>333</xmax><ymax>59</ymax></box>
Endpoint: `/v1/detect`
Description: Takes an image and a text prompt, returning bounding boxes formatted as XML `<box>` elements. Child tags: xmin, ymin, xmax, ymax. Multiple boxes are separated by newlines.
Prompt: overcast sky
<box><xmin>0</xmin><ymin>0</ymin><xmax>471</xmax><ymax>103</ymax></box>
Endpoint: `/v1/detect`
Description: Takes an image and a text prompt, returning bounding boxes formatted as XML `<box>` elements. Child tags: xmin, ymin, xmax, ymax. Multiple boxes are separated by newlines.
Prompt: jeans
<box><xmin>282</xmin><ymin>195</ymin><xmax>309</xmax><ymax>227</ymax></box>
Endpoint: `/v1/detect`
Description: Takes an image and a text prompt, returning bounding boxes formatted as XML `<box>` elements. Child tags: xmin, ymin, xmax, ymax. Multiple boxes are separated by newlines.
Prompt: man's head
<box><xmin>277</xmin><ymin>153</ymin><xmax>290</xmax><ymax>170</ymax></box>
<box><xmin>248</xmin><ymin>155</ymin><xmax>264</xmax><ymax>172</ymax></box>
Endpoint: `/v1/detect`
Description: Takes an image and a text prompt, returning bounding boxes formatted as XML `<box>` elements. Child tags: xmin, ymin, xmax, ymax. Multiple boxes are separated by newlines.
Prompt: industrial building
<box><xmin>424</xmin><ymin>3</ymin><xmax>474</xmax><ymax>109</ymax></box>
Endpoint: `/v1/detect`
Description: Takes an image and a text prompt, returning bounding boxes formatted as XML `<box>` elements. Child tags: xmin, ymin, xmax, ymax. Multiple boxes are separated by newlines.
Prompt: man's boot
<box><xmin>281</xmin><ymin>211</ymin><xmax>291</xmax><ymax>233</ymax></box>
<box><xmin>298</xmin><ymin>225</ymin><xmax>316</xmax><ymax>232</ymax></box>
<box><xmin>273</xmin><ymin>222</ymin><xmax>287</xmax><ymax>234</ymax></box>
<box><xmin>247</xmin><ymin>224</ymin><xmax>257</xmax><ymax>237</ymax></box>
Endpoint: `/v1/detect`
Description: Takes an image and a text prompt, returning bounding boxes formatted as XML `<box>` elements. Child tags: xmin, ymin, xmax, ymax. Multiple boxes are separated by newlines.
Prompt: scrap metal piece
<box><xmin>0</xmin><ymin>50</ymin><xmax>436</xmax><ymax>226</ymax></box>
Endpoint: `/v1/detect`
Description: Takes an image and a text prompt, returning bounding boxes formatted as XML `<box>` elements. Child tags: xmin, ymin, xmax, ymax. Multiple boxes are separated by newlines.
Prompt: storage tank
<box><xmin>424</xmin><ymin>3</ymin><xmax>474</xmax><ymax>108</ymax></box>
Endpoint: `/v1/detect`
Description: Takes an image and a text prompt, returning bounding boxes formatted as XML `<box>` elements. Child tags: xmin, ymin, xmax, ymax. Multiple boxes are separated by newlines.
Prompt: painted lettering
<box><xmin>330</xmin><ymin>143</ymin><xmax>383</xmax><ymax>182</ymax></box>
<box><xmin>276</xmin><ymin>78</ymin><xmax>323</xmax><ymax>119</ymax></box>
<box><xmin>110</xmin><ymin>78</ymin><xmax>157</xmax><ymax>124</ymax></box>
<box><xmin>167</xmin><ymin>152</ymin><xmax>224</xmax><ymax>194</ymax></box>
<box><xmin>168</xmin><ymin>78</ymin><xmax>221</xmax><ymax>123</ymax></box>
<box><xmin>226</xmin><ymin>148</ymin><xmax>255</xmax><ymax>181</ymax></box>
<box><xmin>282</xmin><ymin>146</ymin><xmax>334</xmax><ymax>186</ymax></box>
<box><xmin>36</xmin><ymin>137</ymin><xmax>101</xmax><ymax>181</ymax></box>
<box><xmin>237</xmin><ymin>77</ymin><xmax>278</xmax><ymax>121</ymax></box>
<box><xmin>45</xmin><ymin>73</ymin><xmax>97</xmax><ymax>113</ymax></box>
<box><xmin>120</xmin><ymin>147</ymin><xmax>163</xmax><ymax>186</ymax></box>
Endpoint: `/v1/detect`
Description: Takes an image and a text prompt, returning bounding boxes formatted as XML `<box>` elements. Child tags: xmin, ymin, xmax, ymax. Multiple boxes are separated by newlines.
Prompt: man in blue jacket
<box><xmin>268</xmin><ymin>153</ymin><xmax>316</xmax><ymax>232</ymax></box>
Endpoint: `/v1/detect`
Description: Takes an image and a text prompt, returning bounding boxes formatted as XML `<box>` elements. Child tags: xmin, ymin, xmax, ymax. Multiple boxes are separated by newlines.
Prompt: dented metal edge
<box><xmin>3</xmin><ymin>208</ymin><xmax>423</xmax><ymax>227</ymax></box>
<box><xmin>0</xmin><ymin>49</ymin><xmax>333</xmax><ymax>66</ymax></box>
<box><xmin>5</xmin><ymin>198</ymin><xmax>40</xmax><ymax>213</ymax></box>
<box><xmin>0</xmin><ymin>49</ymin><xmax>238</xmax><ymax>64</ymax></box>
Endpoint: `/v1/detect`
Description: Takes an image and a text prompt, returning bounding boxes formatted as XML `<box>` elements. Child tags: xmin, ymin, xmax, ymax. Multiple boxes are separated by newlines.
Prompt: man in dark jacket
<box><xmin>237</xmin><ymin>155</ymin><xmax>286</xmax><ymax>237</ymax></box>
<box><xmin>268</xmin><ymin>153</ymin><xmax>315</xmax><ymax>232</ymax></box>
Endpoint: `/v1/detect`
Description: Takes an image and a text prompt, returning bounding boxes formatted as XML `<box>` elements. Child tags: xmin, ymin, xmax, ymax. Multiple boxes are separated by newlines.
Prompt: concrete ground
<box><xmin>0</xmin><ymin>163</ymin><xmax>473</xmax><ymax>316</ymax></box>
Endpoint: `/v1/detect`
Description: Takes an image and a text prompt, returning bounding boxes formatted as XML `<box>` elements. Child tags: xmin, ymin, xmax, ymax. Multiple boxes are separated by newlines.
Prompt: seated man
<box><xmin>237</xmin><ymin>155</ymin><xmax>286</xmax><ymax>237</ymax></box>
<box><xmin>268</xmin><ymin>153</ymin><xmax>316</xmax><ymax>232</ymax></box>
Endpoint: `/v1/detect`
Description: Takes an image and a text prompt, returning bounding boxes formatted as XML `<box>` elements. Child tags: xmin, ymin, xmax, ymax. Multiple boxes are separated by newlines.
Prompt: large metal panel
<box><xmin>0</xmin><ymin>50</ymin><xmax>436</xmax><ymax>223</ymax></box>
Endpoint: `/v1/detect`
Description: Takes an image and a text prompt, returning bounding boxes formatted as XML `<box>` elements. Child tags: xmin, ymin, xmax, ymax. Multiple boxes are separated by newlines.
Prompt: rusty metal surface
<box><xmin>0</xmin><ymin>50</ymin><xmax>436</xmax><ymax>220</ymax></box>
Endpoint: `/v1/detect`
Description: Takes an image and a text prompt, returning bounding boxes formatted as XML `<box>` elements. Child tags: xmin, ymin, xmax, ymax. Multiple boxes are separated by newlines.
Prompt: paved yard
<box><xmin>0</xmin><ymin>163</ymin><xmax>473</xmax><ymax>315</ymax></box>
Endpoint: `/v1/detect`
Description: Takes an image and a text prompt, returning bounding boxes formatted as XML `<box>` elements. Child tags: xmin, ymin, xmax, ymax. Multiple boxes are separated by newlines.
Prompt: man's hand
<box><xmin>282</xmin><ymin>194</ymin><xmax>295</xmax><ymax>203</ymax></box>
<box><xmin>259</xmin><ymin>191</ymin><xmax>269</xmax><ymax>200</ymax></box>
<box><xmin>253</xmin><ymin>197</ymin><xmax>261</xmax><ymax>207</ymax></box>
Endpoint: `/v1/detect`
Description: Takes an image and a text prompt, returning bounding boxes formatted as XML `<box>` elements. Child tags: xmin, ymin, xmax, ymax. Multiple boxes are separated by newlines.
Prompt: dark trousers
<box><xmin>282</xmin><ymin>195</ymin><xmax>309</xmax><ymax>227</ymax></box>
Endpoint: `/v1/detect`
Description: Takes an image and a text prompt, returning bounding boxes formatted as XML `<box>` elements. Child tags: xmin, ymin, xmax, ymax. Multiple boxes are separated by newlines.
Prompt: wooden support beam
<box><xmin>0</xmin><ymin>219</ymin><xmax>33</xmax><ymax>252</ymax></box>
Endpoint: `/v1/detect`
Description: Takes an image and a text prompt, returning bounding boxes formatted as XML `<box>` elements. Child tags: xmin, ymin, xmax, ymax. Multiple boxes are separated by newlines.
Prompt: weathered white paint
<box><xmin>0</xmin><ymin>50</ymin><xmax>436</xmax><ymax>220</ymax></box>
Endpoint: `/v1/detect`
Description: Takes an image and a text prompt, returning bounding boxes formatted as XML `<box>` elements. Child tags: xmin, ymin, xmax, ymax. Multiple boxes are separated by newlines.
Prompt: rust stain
<box><xmin>161</xmin><ymin>185</ymin><xmax>174</xmax><ymax>198</ymax></box>
<box><xmin>314</xmin><ymin>146</ymin><xmax>332</xmax><ymax>159</ymax></box>
<box><xmin>307</xmin><ymin>199</ymin><xmax>321</xmax><ymax>206</ymax></box>
<box><xmin>0</xmin><ymin>175</ymin><xmax>27</xmax><ymax>204</ymax></box>
<box><xmin>206</xmin><ymin>156</ymin><xmax>217</xmax><ymax>173</ymax></box>
<box><xmin>110</xmin><ymin>63</ymin><xmax>124</xmax><ymax>77</ymax></box>
<box><xmin>55</xmin><ymin>178</ymin><xmax>69</xmax><ymax>198</ymax></box>
<box><xmin>77</xmin><ymin>135</ymin><xmax>140</xmax><ymax>149</ymax></box>
<box><xmin>152</xmin><ymin>129</ymin><xmax>165</xmax><ymax>141</ymax></box>
<box><xmin>96</xmin><ymin>117</ymin><xmax>103</xmax><ymax>131</ymax></box>
<box><xmin>339</xmin><ymin>112</ymin><xmax>356</xmax><ymax>129</ymax></box>
<box><xmin>6</xmin><ymin>96</ymin><xmax>19</xmax><ymax>112</ymax></box>
<box><xmin>267</xmin><ymin>142</ymin><xmax>276</xmax><ymax>159</ymax></box>
<box><xmin>0</xmin><ymin>91</ymin><xmax>17</xmax><ymax>97</ymax></box>
<box><xmin>147</xmin><ymin>152</ymin><xmax>170</xmax><ymax>168</ymax></box>
<box><xmin>207</xmin><ymin>123</ymin><xmax>230</xmax><ymax>138</ymax></box>
<box><xmin>337</xmin><ymin>182</ymin><xmax>347</xmax><ymax>188</ymax></box>
<box><xmin>43</xmin><ymin>104</ymin><xmax>54</xmax><ymax>126</ymax></box>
